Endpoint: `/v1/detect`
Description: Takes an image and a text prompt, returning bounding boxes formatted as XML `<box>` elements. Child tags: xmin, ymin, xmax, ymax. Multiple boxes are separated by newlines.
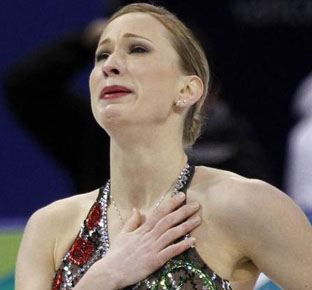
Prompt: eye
<box><xmin>129</xmin><ymin>45</ymin><xmax>148</xmax><ymax>54</ymax></box>
<box><xmin>95</xmin><ymin>52</ymin><xmax>109</xmax><ymax>62</ymax></box>
<box><xmin>94</xmin><ymin>45</ymin><xmax>149</xmax><ymax>63</ymax></box>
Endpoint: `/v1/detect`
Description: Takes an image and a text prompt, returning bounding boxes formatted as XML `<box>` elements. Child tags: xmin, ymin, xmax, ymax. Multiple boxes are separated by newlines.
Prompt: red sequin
<box><xmin>86</xmin><ymin>202</ymin><xmax>101</xmax><ymax>229</ymax></box>
<box><xmin>52</xmin><ymin>268</ymin><xmax>63</xmax><ymax>290</ymax></box>
<box><xmin>68</xmin><ymin>237</ymin><xmax>94</xmax><ymax>265</ymax></box>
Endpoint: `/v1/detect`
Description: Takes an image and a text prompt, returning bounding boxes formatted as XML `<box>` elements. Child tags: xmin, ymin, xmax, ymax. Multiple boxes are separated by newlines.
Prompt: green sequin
<box><xmin>149</xmin><ymin>253</ymin><xmax>217</xmax><ymax>290</ymax></box>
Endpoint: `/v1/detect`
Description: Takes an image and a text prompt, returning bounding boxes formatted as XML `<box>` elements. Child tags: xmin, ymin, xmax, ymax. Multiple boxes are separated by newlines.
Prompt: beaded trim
<box><xmin>52</xmin><ymin>182</ymin><xmax>110</xmax><ymax>289</ymax></box>
<box><xmin>52</xmin><ymin>165</ymin><xmax>232</xmax><ymax>290</ymax></box>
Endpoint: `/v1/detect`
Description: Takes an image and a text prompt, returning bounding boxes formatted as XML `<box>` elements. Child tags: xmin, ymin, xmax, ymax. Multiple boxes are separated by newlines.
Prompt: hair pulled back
<box><xmin>105</xmin><ymin>2</ymin><xmax>211</xmax><ymax>148</ymax></box>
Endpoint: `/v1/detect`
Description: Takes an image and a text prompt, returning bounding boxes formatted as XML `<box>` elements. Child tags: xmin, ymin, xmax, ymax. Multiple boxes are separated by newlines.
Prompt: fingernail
<box><xmin>190</xmin><ymin>202</ymin><xmax>199</xmax><ymax>209</ymax></box>
<box><xmin>190</xmin><ymin>237</ymin><xmax>196</xmax><ymax>248</ymax></box>
<box><xmin>190</xmin><ymin>215</ymin><xmax>200</xmax><ymax>223</ymax></box>
<box><xmin>176</xmin><ymin>192</ymin><xmax>185</xmax><ymax>200</ymax></box>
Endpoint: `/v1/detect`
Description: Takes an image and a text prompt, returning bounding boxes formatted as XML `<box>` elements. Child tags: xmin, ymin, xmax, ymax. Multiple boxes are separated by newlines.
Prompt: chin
<box><xmin>93</xmin><ymin>104</ymin><xmax>133</xmax><ymax>132</ymax></box>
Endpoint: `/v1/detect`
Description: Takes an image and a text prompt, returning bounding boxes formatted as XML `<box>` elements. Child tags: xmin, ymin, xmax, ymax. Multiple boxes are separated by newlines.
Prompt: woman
<box><xmin>16</xmin><ymin>3</ymin><xmax>312</xmax><ymax>290</ymax></box>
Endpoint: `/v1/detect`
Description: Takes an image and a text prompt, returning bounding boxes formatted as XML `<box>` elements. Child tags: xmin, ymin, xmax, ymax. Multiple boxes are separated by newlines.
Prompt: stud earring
<box><xmin>176</xmin><ymin>99</ymin><xmax>187</xmax><ymax>106</ymax></box>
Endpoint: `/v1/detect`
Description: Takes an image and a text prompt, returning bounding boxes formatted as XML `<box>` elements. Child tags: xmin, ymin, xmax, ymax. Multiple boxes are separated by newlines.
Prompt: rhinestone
<box><xmin>52</xmin><ymin>164</ymin><xmax>231</xmax><ymax>290</ymax></box>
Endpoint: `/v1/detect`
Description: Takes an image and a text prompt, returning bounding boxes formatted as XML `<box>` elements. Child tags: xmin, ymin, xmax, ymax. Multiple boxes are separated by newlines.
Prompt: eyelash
<box><xmin>95</xmin><ymin>45</ymin><xmax>148</xmax><ymax>62</ymax></box>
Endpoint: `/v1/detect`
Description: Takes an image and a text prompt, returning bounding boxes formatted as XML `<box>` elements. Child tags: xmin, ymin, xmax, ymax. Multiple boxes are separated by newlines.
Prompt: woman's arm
<box><xmin>16</xmin><ymin>192</ymin><xmax>201</xmax><ymax>290</ymax></box>
<box><xmin>16</xmin><ymin>198</ymin><xmax>121</xmax><ymax>290</ymax></box>
<box><xmin>15</xmin><ymin>206</ymin><xmax>59</xmax><ymax>290</ymax></box>
<box><xmin>224</xmin><ymin>178</ymin><xmax>312</xmax><ymax>289</ymax></box>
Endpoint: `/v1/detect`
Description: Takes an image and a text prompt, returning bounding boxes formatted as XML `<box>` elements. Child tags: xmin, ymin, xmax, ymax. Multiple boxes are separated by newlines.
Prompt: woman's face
<box><xmin>89</xmin><ymin>12</ymin><xmax>185</xmax><ymax>131</ymax></box>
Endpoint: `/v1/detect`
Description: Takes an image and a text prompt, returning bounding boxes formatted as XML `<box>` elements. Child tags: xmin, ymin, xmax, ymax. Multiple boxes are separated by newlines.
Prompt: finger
<box><xmin>157</xmin><ymin>237</ymin><xmax>196</xmax><ymax>265</ymax></box>
<box><xmin>122</xmin><ymin>208</ymin><xmax>142</xmax><ymax>233</ymax></box>
<box><xmin>139</xmin><ymin>192</ymin><xmax>186</xmax><ymax>233</ymax></box>
<box><xmin>152</xmin><ymin>202</ymin><xmax>200</xmax><ymax>237</ymax></box>
<box><xmin>155</xmin><ymin>214</ymin><xmax>201</xmax><ymax>250</ymax></box>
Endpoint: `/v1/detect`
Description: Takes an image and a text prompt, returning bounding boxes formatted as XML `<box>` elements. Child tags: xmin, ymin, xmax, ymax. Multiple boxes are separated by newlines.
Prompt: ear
<box><xmin>176</xmin><ymin>75</ymin><xmax>204</xmax><ymax>108</ymax></box>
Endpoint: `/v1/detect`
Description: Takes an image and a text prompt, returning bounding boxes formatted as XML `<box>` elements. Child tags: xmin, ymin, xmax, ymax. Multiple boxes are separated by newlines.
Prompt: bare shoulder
<box><xmin>192</xmin><ymin>167</ymin><xmax>312</xmax><ymax>287</ymax></box>
<box><xmin>16</xmin><ymin>189</ymin><xmax>100</xmax><ymax>290</ymax></box>
<box><xmin>26</xmin><ymin>189</ymin><xmax>99</xmax><ymax>237</ymax></box>
<box><xmin>192</xmin><ymin>166</ymin><xmax>311</xmax><ymax>235</ymax></box>
<box><xmin>24</xmin><ymin>188</ymin><xmax>100</xmax><ymax>262</ymax></box>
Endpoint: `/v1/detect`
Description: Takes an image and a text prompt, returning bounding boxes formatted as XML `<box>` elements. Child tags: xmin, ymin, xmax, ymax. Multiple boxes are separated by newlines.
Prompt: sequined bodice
<box><xmin>52</xmin><ymin>166</ymin><xmax>232</xmax><ymax>290</ymax></box>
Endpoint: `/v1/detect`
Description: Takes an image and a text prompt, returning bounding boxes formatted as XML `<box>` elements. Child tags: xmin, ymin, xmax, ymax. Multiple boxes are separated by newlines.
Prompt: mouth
<box><xmin>100</xmin><ymin>85</ymin><xmax>133</xmax><ymax>100</ymax></box>
<box><xmin>101</xmin><ymin>91</ymin><xmax>132</xmax><ymax>99</ymax></box>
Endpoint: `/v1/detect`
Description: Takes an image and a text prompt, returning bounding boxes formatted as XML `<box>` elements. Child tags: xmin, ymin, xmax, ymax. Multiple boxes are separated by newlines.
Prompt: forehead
<box><xmin>100</xmin><ymin>12</ymin><xmax>172</xmax><ymax>46</ymax></box>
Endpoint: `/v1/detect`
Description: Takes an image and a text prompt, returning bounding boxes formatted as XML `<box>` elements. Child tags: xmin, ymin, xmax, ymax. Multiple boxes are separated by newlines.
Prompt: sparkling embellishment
<box><xmin>86</xmin><ymin>202</ymin><xmax>101</xmax><ymax>229</ymax></box>
<box><xmin>110</xmin><ymin>163</ymin><xmax>190</xmax><ymax>226</ymax></box>
<box><xmin>222</xmin><ymin>280</ymin><xmax>231</xmax><ymax>290</ymax></box>
<box><xmin>52</xmin><ymin>165</ymin><xmax>232</xmax><ymax>290</ymax></box>
<box><xmin>52</xmin><ymin>269</ymin><xmax>62</xmax><ymax>290</ymax></box>
<box><xmin>68</xmin><ymin>237</ymin><xmax>94</xmax><ymax>265</ymax></box>
<box><xmin>154</xmin><ymin>254</ymin><xmax>217</xmax><ymax>290</ymax></box>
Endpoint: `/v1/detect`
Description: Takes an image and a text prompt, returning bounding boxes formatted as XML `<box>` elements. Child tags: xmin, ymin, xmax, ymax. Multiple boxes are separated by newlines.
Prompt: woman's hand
<box><xmin>81</xmin><ymin>192</ymin><xmax>201</xmax><ymax>289</ymax></box>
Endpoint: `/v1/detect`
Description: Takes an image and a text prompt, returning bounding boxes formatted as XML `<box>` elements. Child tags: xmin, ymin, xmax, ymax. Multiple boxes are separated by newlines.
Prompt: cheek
<box><xmin>89</xmin><ymin>67</ymin><xmax>104</xmax><ymax>107</ymax></box>
<box><xmin>138</xmin><ymin>59</ymin><xmax>178</xmax><ymax>93</ymax></box>
<box><xmin>147</xmin><ymin>64</ymin><xmax>179</xmax><ymax>102</ymax></box>
<box><xmin>89</xmin><ymin>68</ymin><xmax>97</xmax><ymax>95</ymax></box>
<box><xmin>136</xmin><ymin>66</ymin><xmax>179</xmax><ymax>121</ymax></box>
<box><xmin>89</xmin><ymin>68</ymin><xmax>102</xmax><ymax>125</ymax></box>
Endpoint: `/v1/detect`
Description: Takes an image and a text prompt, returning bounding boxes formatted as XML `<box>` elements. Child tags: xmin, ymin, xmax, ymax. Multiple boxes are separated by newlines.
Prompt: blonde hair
<box><xmin>105</xmin><ymin>2</ymin><xmax>210</xmax><ymax>148</ymax></box>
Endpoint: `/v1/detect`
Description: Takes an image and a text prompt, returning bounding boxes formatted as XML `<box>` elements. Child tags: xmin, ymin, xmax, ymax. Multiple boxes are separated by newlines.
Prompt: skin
<box><xmin>16</xmin><ymin>12</ymin><xmax>312</xmax><ymax>290</ymax></box>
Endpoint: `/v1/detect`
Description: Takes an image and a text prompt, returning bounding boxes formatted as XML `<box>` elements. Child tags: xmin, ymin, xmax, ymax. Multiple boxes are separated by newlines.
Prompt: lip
<box><xmin>100</xmin><ymin>85</ymin><xmax>133</xmax><ymax>100</ymax></box>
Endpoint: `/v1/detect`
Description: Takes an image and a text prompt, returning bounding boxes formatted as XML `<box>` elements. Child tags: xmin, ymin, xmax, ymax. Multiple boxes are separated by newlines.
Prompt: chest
<box><xmin>106</xmin><ymin>204</ymin><xmax>254</xmax><ymax>283</ymax></box>
<box><xmin>54</xmin><ymin>190</ymin><xmax>259</xmax><ymax>287</ymax></box>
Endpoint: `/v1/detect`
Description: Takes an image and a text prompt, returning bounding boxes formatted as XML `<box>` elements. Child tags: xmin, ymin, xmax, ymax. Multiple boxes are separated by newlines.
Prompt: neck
<box><xmin>109</xmin><ymin>137</ymin><xmax>188</xmax><ymax>217</ymax></box>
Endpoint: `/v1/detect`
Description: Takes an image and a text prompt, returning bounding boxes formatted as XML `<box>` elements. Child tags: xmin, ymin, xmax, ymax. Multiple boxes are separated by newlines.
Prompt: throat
<box><xmin>108</xmin><ymin>162</ymin><xmax>192</xmax><ymax>222</ymax></box>
<box><xmin>109</xmin><ymin>143</ymin><xmax>189</xmax><ymax>212</ymax></box>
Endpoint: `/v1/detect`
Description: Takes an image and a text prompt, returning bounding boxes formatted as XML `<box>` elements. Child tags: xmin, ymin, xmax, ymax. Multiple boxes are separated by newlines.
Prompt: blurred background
<box><xmin>1</xmin><ymin>0</ymin><xmax>312</xmax><ymax>289</ymax></box>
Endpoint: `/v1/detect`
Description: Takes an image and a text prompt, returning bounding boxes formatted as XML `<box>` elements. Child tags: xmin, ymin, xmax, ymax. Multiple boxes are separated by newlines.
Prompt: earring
<box><xmin>176</xmin><ymin>99</ymin><xmax>187</xmax><ymax>106</ymax></box>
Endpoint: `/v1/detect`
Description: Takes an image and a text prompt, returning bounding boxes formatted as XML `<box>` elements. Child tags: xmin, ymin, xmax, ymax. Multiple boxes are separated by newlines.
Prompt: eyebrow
<box><xmin>98</xmin><ymin>33</ymin><xmax>153</xmax><ymax>46</ymax></box>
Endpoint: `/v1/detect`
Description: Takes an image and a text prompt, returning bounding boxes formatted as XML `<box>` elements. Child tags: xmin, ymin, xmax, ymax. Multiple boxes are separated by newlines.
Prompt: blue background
<box><xmin>0</xmin><ymin>0</ymin><xmax>106</xmax><ymax>218</ymax></box>
<box><xmin>0</xmin><ymin>1</ymin><xmax>310</xmax><ymax>289</ymax></box>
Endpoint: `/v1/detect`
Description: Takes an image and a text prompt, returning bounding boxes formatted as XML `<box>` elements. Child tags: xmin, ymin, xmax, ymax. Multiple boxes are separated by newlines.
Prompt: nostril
<box><xmin>111</xmin><ymin>68</ymin><xmax>119</xmax><ymax>74</ymax></box>
<box><xmin>102</xmin><ymin>67</ymin><xmax>120</xmax><ymax>77</ymax></box>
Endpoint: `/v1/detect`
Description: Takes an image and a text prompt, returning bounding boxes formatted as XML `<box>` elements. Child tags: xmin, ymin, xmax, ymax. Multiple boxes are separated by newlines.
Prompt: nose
<box><xmin>101</xmin><ymin>53</ymin><xmax>121</xmax><ymax>78</ymax></box>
